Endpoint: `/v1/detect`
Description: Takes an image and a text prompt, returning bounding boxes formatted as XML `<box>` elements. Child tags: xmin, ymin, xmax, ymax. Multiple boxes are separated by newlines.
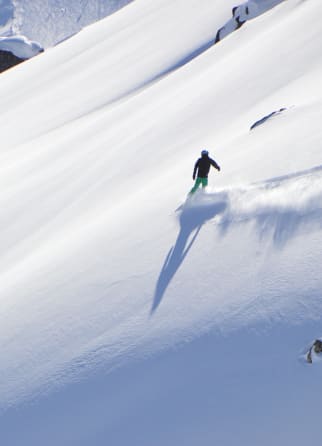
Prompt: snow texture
<box><xmin>0</xmin><ymin>0</ymin><xmax>321</xmax><ymax>445</ymax></box>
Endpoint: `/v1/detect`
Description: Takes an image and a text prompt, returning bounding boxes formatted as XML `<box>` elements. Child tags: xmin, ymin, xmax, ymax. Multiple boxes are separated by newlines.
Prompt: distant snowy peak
<box><xmin>0</xmin><ymin>0</ymin><xmax>134</xmax><ymax>48</ymax></box>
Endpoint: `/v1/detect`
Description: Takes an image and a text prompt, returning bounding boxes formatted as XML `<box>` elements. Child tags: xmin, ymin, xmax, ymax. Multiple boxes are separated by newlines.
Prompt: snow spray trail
<box><xmin>217</xmin><ymin>165</ymin><xmax>322</xmax><ymax>246</ymax></box>
<box><xmin>151</xmin><ymin>197</ymin><xmax>227</xmax><ymax>314</ymax></box>
<box><xmin>152</xmin><ymin>165</ymin><xmax>322</xmax><ymax>313</ymax></box>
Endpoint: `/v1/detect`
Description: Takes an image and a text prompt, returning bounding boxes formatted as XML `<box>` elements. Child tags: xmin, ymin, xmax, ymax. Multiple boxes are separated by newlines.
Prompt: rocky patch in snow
<box><xmin>214</xmin><ymin>0</ymin><xmax>284</xmax><ymax>44</ymax></box>
<box><xmin>306</xmin><ymin>339</ymin><xmax>322</xmax><ymax>364</ymax></box>
<box><xmin>0</xmin><ymin>35</ymin><xmax>43</xmax><ymax>72</ymax></box>
<box><xmin>250</xmin><ymin>107</ymin><xmax>287</xmax><ymax>130</ymax></box>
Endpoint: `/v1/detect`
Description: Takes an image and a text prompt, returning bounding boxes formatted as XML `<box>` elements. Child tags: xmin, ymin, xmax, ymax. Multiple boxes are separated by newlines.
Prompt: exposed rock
<box><xmin>0</xmin><ymin>36</ymin><xmax>43</xmax><ymax>73</ymax></box>
<box><xmin>0</xmin><ymin>49</ymin><xmax>24</xmax><ymax>72</ymax></box>
<box><xmin>306</xmin><ymin>339</ymin><xmax>322</xmax><ymax>364</ymax></box>
<box><xmin>250</xmin><ymin>108</ymin><xmax>287</xmax><ymax>130</ymax></box>
<box><xmin>232</xmin><ymin>5</ymin><xmax>247</xmax><ymax>29</ymax></box>
<box><xmin>214</xmin><ymin>29</ymin><xmax>221</xmax><ymax>45</ymax></box>
<box><xmin>214</xmin><ymin>1</ymin><xmax>283</xmax><ymax>46</ymax></box>
<box><xmin>235</xmin><ymin>15</ymin><xmax>246</xmax><ymax>30</ymax></box>
<box><xmin>214</xmin><ymin>3</ymin><xmax>249</xmax><ymax>44</ymax></box>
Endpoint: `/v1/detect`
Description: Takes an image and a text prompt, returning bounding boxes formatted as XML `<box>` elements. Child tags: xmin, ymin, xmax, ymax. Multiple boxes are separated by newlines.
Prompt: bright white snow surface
<box><xmin>1</xmin><ymin>0</ymin><xmax>322</xmax><ymax>444</ymax></box>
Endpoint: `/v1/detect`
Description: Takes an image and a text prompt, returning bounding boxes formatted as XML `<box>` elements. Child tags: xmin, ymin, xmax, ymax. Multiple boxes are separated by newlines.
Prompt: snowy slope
<box><xmin>1</xmin><ymin>0</ymin><xmax>322</xmax><ymax>445</ymax></box>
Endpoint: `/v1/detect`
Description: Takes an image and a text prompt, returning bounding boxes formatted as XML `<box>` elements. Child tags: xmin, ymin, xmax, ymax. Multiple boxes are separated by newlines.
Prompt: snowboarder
<box><xmin>189</xmin><ymin>150</ymin><xmax>221</xmax><ymax>195</ymax></box>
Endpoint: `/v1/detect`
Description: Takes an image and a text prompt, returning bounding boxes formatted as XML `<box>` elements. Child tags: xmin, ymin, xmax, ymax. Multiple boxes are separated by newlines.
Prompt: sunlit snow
<box><xmin>0</xmin><ymin>0</ymin><xmax>321</xmax><ymax>445</ymax></box>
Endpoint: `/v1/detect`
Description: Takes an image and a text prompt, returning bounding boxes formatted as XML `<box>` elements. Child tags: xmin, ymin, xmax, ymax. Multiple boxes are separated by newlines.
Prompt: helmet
<box><xmin>201</xmin><ymin>149</ymin><xmax>209</xmax><ymax>156</ymax></box>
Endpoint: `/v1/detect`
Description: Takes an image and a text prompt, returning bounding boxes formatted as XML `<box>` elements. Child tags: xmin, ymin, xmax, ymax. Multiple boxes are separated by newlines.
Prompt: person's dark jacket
<box><xmin>193</xmin><ymin>154</ymin><xmax>220</xmax><ymax>179</ymax></box>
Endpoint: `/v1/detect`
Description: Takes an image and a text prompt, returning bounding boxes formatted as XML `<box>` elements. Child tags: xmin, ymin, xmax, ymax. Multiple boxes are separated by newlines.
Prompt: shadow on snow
<box><xmin>151</xmin><ymin>165</ymin><xmax>322</xmax><ymax>314</ymax></box>
<box><xmin>151</xmin><ymin>196</ymin><xmax>227</xmax><ymax>314</ymax></box>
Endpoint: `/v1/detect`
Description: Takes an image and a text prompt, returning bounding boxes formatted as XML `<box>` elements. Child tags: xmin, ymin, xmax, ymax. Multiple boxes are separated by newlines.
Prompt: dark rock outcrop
<box><xmin>307</xmin><ymin>339</ymin><xmax>322</xmax><ymax>364</ymax></box>
<box><xmin>0</xmin><ymin>49</ymin><xmax>25</xmax><ymax>73</ymax></box>
<box><xmin>250</xmin><ymin>108</ymin><xmax>287</xmax><ymax>130</ymax></box>
<box><xmin>215</xmin><ymin>4</ymin><xmax>250</xmax><ymax>44</ymax></box>
<box><xmin>0</xmin><ymin>36</ymin><xmax>43</xmax><ymax>74</ymax></box>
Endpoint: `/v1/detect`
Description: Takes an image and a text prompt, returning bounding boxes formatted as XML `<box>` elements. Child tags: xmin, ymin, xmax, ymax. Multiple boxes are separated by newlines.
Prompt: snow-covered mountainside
<box><xmin>1</xmin><ymin>0</ymin><xmax>322</xmax><ymax>445</ymax></box>
<box><xmin>0</xmin><ymin>0</ymin><xmax>133</xmax><ymax>47</ymax></box>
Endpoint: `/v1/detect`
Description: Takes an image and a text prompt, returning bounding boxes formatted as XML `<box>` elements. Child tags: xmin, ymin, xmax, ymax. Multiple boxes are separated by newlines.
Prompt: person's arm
<box><xmin>193</xmin><ymin>159</ymin><xmax>200</xmax><ymax>180</ymax></box>
<box><xmin>210</xmin><ymin>158</ymin><xmax>221</xmax><ymax>171</ymax></box>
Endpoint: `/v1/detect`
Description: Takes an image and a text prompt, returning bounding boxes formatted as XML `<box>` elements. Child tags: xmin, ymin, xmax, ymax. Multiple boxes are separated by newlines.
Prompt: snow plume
<box><xmin>187</xmin><ymin>165</ymin><xmax>322</xmax><ymax>247</ymax></box>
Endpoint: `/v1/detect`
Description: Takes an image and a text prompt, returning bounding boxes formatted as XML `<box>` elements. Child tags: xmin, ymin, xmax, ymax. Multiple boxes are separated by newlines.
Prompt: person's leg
<box><xmin>201</xmin><ymin>178</ymin><xmax>208</xmax><ymax>188</ymax></box>
<box><xmin>189</xmin><ymin>177</ymin><xmax>202</xmax><ymax>194</ymax></box>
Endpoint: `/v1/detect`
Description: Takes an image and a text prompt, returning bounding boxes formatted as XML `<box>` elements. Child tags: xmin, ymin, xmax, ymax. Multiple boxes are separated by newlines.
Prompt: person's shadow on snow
<box><xmin>151</xmin><ymin>196</ymin><xmax>227</xmax><ymax>314</ymax></box>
